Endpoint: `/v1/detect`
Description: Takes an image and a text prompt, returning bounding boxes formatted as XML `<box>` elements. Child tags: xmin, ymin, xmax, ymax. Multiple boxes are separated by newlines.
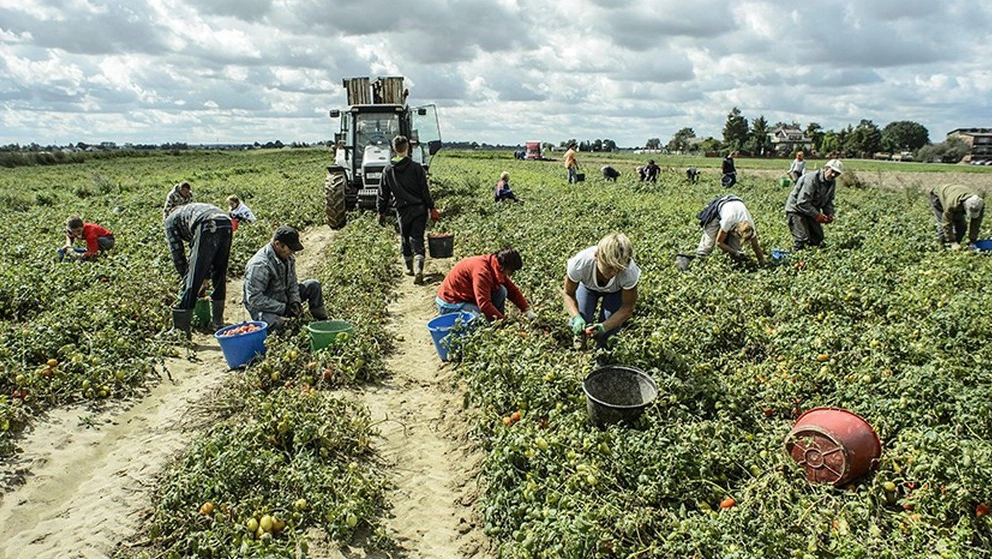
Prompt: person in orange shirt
<box><xmin>435</xmin><ymin>247</ymin><xmax>537</xmax><ymax>322</ymax></box>
<box><xmin>59</xmin><ymin>216</ymin><xmax>115</xmax><ymax>262</ymax></box>
<box><xmin>563</xmin><ymin>142</ymin><xmax>579</xmax><ymax>183</ymax></box>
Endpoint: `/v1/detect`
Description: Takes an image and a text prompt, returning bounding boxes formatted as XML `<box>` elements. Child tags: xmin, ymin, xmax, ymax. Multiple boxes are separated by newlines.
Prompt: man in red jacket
<box><xmin>435</xmin><ymin>247</ymin><xmax>538</xmax><ymax>322</ymax></box>
<box><xmin>59</xmin><ymin>216</ymin><xmax>115</xmax><ymax>262</ymax></box>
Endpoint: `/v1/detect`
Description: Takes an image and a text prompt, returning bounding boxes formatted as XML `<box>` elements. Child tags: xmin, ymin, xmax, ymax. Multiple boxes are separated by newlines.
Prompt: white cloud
<box><xmin>0</xmin><ymin>0</ymin><xmax>990</xmax><ymax>146</ymax></box>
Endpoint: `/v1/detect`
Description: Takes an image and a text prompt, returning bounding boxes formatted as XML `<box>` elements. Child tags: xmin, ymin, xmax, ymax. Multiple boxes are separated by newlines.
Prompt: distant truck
<box><xmin>525</xmin><ymin>141</ymin><xmax>543</xmax><ymax>160</ymax></box>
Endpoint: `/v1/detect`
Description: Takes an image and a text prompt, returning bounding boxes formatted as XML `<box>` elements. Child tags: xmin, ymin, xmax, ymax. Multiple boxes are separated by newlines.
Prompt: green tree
<box><xmin>881</xmin><ymin>121</ymin><xmax>930</xmax><ymax>152</ymax></box>
<box><xmin>602</xmin><ymin>139</ymin><xmax>617</xmax><ymax>152</ymax></box>
<box><xmin>722</xmin><ymin>107</ymin><xmax>749</xmax><ymax>152</ymax></box>
<box><xmin>805</xmin><ymin>123</ymin><xmax>824</xmax><ymax>154</ymax></box>
<box><xmin>820</xmin><ymin>131</ymin><xmax>840</xmax><ymax>156</ymax></box>
<box><xmin>747</xmin><ymin>115</ymin><xmax>770</xmax><ymax>155</ymax></box>
<box><xmin>666</xmin><ymin>128</ymin><xmax>695</xmax><ymax>153</ymax></box>
<box><xmin>848</xmin><ymin>120</ymin><xmax>882</xmax><ymax>157</ymax></box>
<box><xmin>645</xmin><ymin>138</ymin><xmax>662</xmax><ymax>150</ymax></box>
<box><xmin>917</xmin><ymin>136</ymin><xmax>969</xmax><ymax>163</ymax></box>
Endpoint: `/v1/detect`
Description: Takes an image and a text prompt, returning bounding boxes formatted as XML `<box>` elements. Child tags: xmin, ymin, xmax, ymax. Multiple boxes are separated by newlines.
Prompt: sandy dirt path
<box><xmin>321</xmin><ymin>255</ymin><xmax>491</xmax><ymax>559</ymax></box>
<box><xmin>0</xmin><ymin>228</ymin><xmax>328</xmax><ymax>559</ymax></box>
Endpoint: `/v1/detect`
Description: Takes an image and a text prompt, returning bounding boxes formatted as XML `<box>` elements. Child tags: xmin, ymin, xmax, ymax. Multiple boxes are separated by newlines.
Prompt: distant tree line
<box><xmin>643</xmin><ymin>107</ymin><xmax>970</xmax><ymax>163</ymax></box>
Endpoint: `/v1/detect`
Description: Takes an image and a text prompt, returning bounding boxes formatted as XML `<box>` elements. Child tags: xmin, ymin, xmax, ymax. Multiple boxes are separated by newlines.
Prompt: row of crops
<box><xmin>3</xmin><ymin>149</ymin><xmax>991</xmax><ymax>558</ymax></box>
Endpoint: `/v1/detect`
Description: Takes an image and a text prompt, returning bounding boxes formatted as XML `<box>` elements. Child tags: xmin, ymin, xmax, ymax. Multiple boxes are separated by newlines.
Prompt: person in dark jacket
<box><xmin>784</xmin><ymin>159</ymin><xmax>843</xmax><ymax>250</ymax></box>
<box><xmin>721</xmin><ymin>152</ymin><xmax>738</xmax><ymax>187</ymax></box>
<box><xmin>165</xmin><ymin>202</ymin><xmax>232</xmax><ymax>336</ymax></box>
<box><xmin>243</xmin><ymin>226</ymin><xmax>327</xmax><ymax>330</ymax></box>
<box><xmin>929</xmin><ymin>184</ymin><xmax>985</xmax><ymax>250</ymax></box>
<box><xmin>378</xmin><ymin>135</ymin><xmax>439</xmax><ymax>285</ymax></box>
<box><xmin>642</xmin><ymin>160</ymin><xmax>660</xmax><ymax>182</ymax></box>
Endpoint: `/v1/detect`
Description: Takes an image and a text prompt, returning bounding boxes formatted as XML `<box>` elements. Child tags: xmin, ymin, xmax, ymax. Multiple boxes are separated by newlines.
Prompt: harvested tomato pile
<box><xmin>219</xmin><ymin>323</ymin><xmax>261</xmax><ymax>336</ymax></box>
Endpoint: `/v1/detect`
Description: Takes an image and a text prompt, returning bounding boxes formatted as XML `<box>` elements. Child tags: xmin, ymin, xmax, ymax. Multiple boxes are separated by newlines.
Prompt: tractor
<box><xmin>324</xmin><ymin>76</ymin><xmax>441</xmax><ymax>229</ymax></box>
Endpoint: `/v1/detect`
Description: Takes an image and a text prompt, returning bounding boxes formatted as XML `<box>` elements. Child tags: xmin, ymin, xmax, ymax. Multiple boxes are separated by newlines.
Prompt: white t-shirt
<box><xmin>566</xmin><ymin>246</ymin><xmax>641</xmax><ymax>294</ymax></box>
<box><xmin>718</xmin><ymin>200</ymin><xmax>755</xmax><ymax>233</ymax></box>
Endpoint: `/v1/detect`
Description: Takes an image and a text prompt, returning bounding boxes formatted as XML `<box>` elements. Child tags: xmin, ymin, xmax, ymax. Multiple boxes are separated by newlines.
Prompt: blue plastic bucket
<box><xmin>974</xmin><ymin>239</ymin><xmax>992</xmax><ymax>253</ymax></box>
<box><xmin>771</xmin><ymin>248</ymin><xmax>791</xmax><ymax>263</ymax></box>
<box><xmin>214</xmin><ymin>321</ymin><xmax>268</xmax><ymax>369</ymax></box>
<box><xmin>427</xmin><ymin>311</ymin><xmax>476</xmax><ymax>361</ymax></box>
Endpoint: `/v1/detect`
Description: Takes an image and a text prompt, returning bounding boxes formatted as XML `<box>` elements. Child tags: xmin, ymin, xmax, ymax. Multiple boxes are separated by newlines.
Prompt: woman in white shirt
<box><xmin>227</xmin><ymin>195</ymin><xmax>256</xmax><ymax>225</ymax></box>
<box><xmin>563</xmin><ymin>232</ymin><xmax>640</xmax><ymax>350</ymax></box>
<box><xmin>788</xmin><ymin>151</ymin><xmax>806</xmax><ymax>184</ymax></box>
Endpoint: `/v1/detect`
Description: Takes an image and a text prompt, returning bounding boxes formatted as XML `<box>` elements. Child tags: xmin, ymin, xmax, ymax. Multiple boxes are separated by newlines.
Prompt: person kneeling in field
<box><xmin>929</xmin><ymin>184</ymin><xmax>984</xmax><ymax>250</ymax></box>
<box><xmin>601</xmin><ymin>165</ymin><xmax>621</xmax><ymax>182</ymax></box>
<box><xmin>59</xmin><ymin>216</ymin><xmax>115</xmax><ymax>262</ymax></box>
<box><xmin>494</xmin><ymin>171</ymin><xmax>522</xmax><ymax>203</ymax></box>
<box><xmin>243</xmin><ymin>226</ymin><xmax>328</xmax><ymax>330</ymax></box>
<box><xmin>435</xmin><ymin>247</ymin><xmax>537</xmax><ymax>322</ymax></box>
<box><xmin>676</xmin><ymin>195</ymin><xmax>765</xmax><ymax>271</ymax></box>
<box><xmin>563</xmin><ymin>233</ymin><xmax>640</xmax><ymax>351</ymax></box>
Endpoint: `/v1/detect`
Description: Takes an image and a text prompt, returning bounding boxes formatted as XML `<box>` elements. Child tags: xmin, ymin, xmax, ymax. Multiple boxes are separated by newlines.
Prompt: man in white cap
<box><xmin>784</xmin><ymin>159</ymin><xmax>843</xmax><ymax>250</ymax></box>
<box><xmin>929</xmin><ymin>184</ymin><xmax>985</xmax><ymax>250</ymax></box>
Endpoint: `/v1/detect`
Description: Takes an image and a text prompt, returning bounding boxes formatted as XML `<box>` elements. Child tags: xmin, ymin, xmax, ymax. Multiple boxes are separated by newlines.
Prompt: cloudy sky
<box><xmin>1</xmin><ymin>0</ymin><xmax>990</xmax><ymax>148</ymax></box>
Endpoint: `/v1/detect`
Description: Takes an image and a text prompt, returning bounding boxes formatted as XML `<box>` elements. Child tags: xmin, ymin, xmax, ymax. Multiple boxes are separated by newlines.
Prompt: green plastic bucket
<box><xmin>779</xmin><ymin>177</ymin><xmax>792</xmax><ymax>187</ymax></box>
<box><xmin>192</xmin><ymin>298</ymin><xmax>210</xmax><ymax>327</ymax></box>
<box><xmin>308</xmin><ymin>320</ymin><xmax>354</xmax><ymax>351</ymax></box>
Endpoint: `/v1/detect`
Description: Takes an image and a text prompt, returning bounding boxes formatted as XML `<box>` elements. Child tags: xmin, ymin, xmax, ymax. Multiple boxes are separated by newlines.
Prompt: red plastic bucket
<box><xmin>785</xmin><ymin>407</ymin><xmax>881</xmax><ymax>486</ymax></box>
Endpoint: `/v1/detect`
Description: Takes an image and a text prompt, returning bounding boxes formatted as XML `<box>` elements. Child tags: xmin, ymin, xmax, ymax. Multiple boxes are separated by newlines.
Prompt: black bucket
<box><xmin>428</xmin><ymin>233</ymin><xmax>454</xmax><ymax>258</ymax></box>
<box><xmin>582</xmin><ymin>366</ymin><xmax>658</xmax><ymax>427</ymax></box>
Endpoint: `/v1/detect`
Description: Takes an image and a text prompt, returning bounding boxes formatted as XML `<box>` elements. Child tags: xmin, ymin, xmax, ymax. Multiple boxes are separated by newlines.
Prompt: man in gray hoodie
<box><xmin>243</xmin><ymin>226</ymin><xmax>327</xmax><ymax>330</ymax></box>
<box><xmin>784</xmin><ymin>159</ymin><xmax>843</xmax><ymax>250</ymax></box>
<box><xmin>377</xmin><ymin>135</ymin><xmax>439</xmax><ymax>284</ymax></box>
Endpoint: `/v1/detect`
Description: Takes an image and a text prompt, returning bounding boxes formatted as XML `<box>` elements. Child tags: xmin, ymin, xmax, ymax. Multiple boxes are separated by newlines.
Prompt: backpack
<box><xmin>696</xmin><ymin>195</ymin><xmax>742</xmax><ymax>228</ymax></box>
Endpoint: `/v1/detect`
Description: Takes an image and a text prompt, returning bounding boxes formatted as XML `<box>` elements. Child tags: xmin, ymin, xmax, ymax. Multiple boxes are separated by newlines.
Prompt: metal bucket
<box><xmin>785</xmin><ymin>407</ymin><xmax>881</xmax><ymax>486</ymax></box>
<box><xmin>582</xmin><ymin>366</ymin><xmax>658</xmax><ymax>427</ymax></box>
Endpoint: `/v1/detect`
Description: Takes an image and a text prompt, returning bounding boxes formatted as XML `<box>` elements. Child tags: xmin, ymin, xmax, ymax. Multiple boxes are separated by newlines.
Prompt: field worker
<box><xmin>784</xmin><ymin>159</ymin><xmax>842</xmax><ymax>250</ymax></box>
<box><xmin>163</xmin><ymin>181</ymin><xmax>193</xmax><ymax>219</ymax></box>
<box><xmin>494</xmin><ymin>171</ymin><xmax>522</xmax><ymax>203</ymax></box>
<box><xmin>59</xmin><ymin>216</ymin><xmax>115</xmax><ymax>262</ymax></box>
<box><xmin>642</xmin><ymin>160</ymin><xmax>660</xmax><ymax>183</ymax></box>
<box><xmin>686</xmin><ymin>167</ymin><xmax>700</xmax><ymax>184</ymax></box>
<box><xmin>243</xmin><ymin>226</ymin><xmax>328</xmax><ymax>330</ymax></box>
<box><xmin>435</xmin><ymin>247</ymin><xmax>537</xmax><ymax>322</ymax></box>
<box><xmin>788</xmin><ymin>151</ymin><xmax>806</xmax><ymax>184</ymax></box>
<box><xmin>377</xmin><ymin>134</ymin><xmax>439</xmax><ymax>285</ymax></box>
<box><xmin>227</xmin><ymin>195</ymin><xmax>256</xmax><ymax>227</ymax></box>
<box><xmin>563</xmin><ymin>232</ymin><xmax>640</xmax><ymax>351</ymax></box>
<box><xmin>676</xmin><ymin>195</ymin><xmax>765</xmax><ymax>271</ymax></box>
<box><xmin>165</xmin><ymin>202</ymin><xmax>232</xmax><ymax>337</ymax></box>
<box><xmin>563</xmin><ymin>142</ymin><xmax>579</xmax><ymax>183</ymax></box>
<box><xmin>929</xmin><ymin>184</ymin><xmax>985</xmax><ymax>250</ymax></box>
<box><xmin>722</xmin><ymin>151</ymin><xmax>738</xmax><ymax>188</ymax></box>
<box><xmin>601</xmin><ymin>165</ymin><xmax>621</xmax><ymax>182</ymax></box>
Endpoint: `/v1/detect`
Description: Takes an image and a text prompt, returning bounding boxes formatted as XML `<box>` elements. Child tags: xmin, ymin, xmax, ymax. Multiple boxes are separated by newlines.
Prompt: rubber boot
<box><xmin>413</xmin><ymin>255</ymin><xmax>425</xmax><ymax>285</ymax></box>
<box><xmin>210</xmin><ymin>300</ymin><xmax>225</xmax><ymax>331</ymax></box>
<box><xmin>311</xmin><ymin>305</ymin><xmax>328</xmax><ymax>321</ymax></box>
<box><xmin>172</xmin><ymin>308</ymin><xmax>192</xmax><ymax>339</ymax></box>
<box><xmin>404</xmin><ymin>256</ymin><xmax>414</xmax><ymax>276</ymax></box>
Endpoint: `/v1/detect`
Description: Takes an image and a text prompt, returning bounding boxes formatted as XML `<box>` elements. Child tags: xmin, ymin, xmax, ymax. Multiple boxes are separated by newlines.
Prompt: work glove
<box><xmin>287</xmin><ymin>301</ymin><xmax>303</xmax><ymax>318</ymax></box>
<box><xmin>525</xmin><ymin>310</ymin><xmax>538</xmax><ymax>321</ymax></box>
<box><xmin>824</xmin><ymin>214</ymin><xmax>835</xmax><ymax>223</ymax></box>
<box><xmin>585</xmin><ymin>323</ymin><xmax>606</xmax><ymax>337</ymax></box>
<box><xmin>429</xmin><ymin>208</ymin><xmax>441</xmax><ymax>222</ymax></box>
<box><xmin>569</xmin><ymin>315</ymin><xmax>587</xmax><ymax>335</ymax></box>
<box><xmin>814</xmin><ymin>213</ymin><xmax>829</xmax><ymax>224</ymax></box>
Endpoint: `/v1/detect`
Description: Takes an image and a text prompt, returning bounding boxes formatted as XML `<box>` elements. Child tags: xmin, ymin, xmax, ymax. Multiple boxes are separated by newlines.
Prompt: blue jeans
<box><xmin>436</xmin><ymin>285</ymin><xmax>506</xmax><ymax>319</ymax></box>
<box><xmin>567</xmin><ymin>167</ymin><xmax>578</xmax><ymax>183</ymax></box>
<box><xmin>576</xmin><ymin>283</ymin><xmax>623</xmax><ymax>349</ymax></box>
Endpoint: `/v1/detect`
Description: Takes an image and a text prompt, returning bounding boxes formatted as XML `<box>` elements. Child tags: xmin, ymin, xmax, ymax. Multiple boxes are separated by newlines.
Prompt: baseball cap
<box><xmin>274</xmin><ymin>225</ymin><xmax>304</xmax><ymax>251</ymax></box>
<box><xmin>824</xmin><ymin>159</ymin><xmax>844</xmax><ymax>175</ymax></box>
<box><xmin>964</xmin><ymin>195</ymin><xmax>984</xmax><ymax>220</ymax></box>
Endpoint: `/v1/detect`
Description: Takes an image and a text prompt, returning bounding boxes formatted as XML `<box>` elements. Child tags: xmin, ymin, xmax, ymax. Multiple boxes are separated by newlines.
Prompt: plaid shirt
<box><xmin>163</xmin><ymin>203</ymin><xmax>230</xmax><ymax>278</ymax></box>
<box><xmin>163</xmin><ymin>184</ymin><xmax>194</xmax><ymax>218</ymax></box>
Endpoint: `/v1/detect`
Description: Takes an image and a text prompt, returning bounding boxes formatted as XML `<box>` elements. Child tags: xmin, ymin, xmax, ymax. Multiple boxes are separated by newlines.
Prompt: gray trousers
<box><xmin>249</xmin><ymin>279</ymin><xmax>325</xmax><ymax>329</ymax></box>
<box><xmin>695</xmin><ymin>220</ymin><xmax>744</xmax><ymax>258</ymax></box>
<box><xmin>929</xmin><ymin>191</ymin><xmax>966</xmax><ymax>243</ymax></box>
<box><xmin>787</xmin><ymin>212</ymin><xmax>824</xmax><ymax>250</ymax></box>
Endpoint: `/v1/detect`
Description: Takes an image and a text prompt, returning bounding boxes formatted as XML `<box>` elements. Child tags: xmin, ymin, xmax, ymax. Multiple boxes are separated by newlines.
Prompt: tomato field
<box><xmin>1</xmin><ymin>149</ymin><xmax>991</xmax><ymax>558</ymax></box>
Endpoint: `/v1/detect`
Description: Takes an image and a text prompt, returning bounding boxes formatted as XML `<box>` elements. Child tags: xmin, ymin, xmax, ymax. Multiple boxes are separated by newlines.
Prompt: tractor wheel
<box><xmin>324</xmin><ymin>168</ymin><xmax>347</xmax><ymax>230</ymax></box>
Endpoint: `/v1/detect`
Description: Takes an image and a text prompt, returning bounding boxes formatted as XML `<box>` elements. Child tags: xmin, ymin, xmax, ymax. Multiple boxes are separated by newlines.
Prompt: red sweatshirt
<box><xmin>68</xmin><ymin>223</ymin><xmax>113</xmax><ymax>257</ymax></box>
<box><xmin>436</xmin><ymin>254</ymin><xmax>528</xmax><ymax>320</ymax></box>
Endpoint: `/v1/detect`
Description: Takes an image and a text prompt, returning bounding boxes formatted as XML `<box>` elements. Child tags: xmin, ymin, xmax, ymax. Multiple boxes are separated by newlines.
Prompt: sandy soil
<box><xmin>0</xmin><ymin>230</ymin><xmax>491</xmax><ymax>559</ymax></box>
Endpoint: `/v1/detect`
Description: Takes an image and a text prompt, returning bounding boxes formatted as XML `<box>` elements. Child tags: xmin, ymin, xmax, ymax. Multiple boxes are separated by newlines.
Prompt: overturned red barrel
<box><xmin>785</xmin><ymin>407</ymin><xmax>881</xmax><ymax>486</ymax></box>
